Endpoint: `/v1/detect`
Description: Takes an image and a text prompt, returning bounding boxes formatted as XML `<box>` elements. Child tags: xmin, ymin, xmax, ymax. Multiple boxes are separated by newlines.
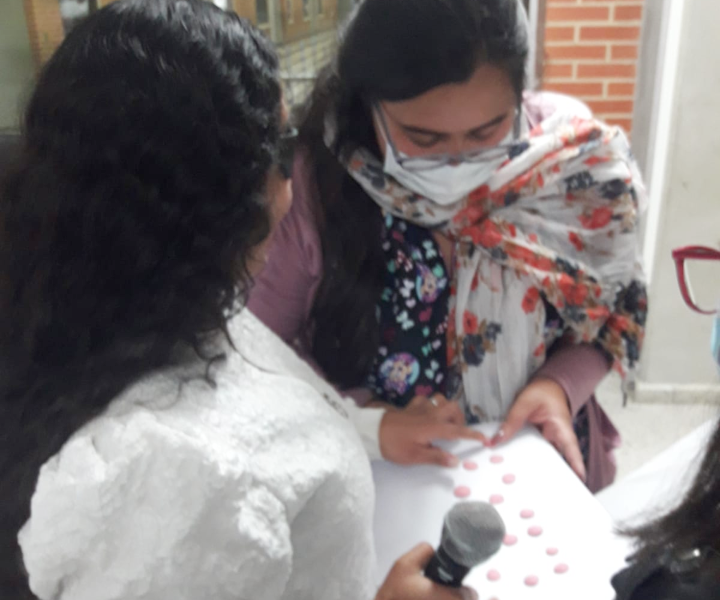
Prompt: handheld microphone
<box><xmin>424</xmin><ymin>501</ymin><xmax>506</xmax><ymax>587</ymax></box>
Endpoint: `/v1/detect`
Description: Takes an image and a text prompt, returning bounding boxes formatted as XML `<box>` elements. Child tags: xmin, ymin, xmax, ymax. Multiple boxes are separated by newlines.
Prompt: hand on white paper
<box><xmin>379</xmin><ymin>395</ymin><xmax>488</xmax><ymax>467</ymax></box>
<box><xmin>490</xmin><ymin>378</ymin><xmax>587</xmax><ymax>482</ymax></box>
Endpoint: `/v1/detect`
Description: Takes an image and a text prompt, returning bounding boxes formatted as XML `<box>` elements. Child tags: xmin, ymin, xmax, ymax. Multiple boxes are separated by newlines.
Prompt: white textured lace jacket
<box><xmin>19</xmin><ymin>310</ymin><xmax>385</xmax><ymax>600</ymax></box>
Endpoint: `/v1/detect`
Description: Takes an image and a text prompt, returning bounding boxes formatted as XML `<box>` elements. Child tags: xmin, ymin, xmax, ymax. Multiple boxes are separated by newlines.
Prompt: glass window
<box><xmin>256</xmin><ymin>0</ymin><xmax>269</xmax><ymax>25</ymax></box>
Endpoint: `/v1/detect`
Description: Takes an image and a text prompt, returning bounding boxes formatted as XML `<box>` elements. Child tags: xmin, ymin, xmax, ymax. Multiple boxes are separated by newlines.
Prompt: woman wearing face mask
<box><xmin>248</xmin><ymin>0</ymin><xmax>647</xmax><ymax>492</ymax></box>
<box><xmin>611</xmin><ymin>246</ymin><xmax>720</xmax><ymax>600</ymax></box>
<box><xmin>1</xmin><ymin>2</ymin><xmax>476</xmax><ymax>599</ymax></box>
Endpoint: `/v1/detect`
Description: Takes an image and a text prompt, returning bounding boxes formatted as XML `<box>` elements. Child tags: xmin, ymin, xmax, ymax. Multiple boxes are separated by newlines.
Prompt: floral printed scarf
<box><xmin>344</xmin><ymin>111</ymin><xmax>647</xmax><ymax>420</ymax></box>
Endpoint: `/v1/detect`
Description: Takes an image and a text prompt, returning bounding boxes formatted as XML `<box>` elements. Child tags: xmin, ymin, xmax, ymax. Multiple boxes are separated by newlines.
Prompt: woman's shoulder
<box><xmin>33</xmin><ymin>311</ymin><xmax>357</xmax><ymax>496</ymax></box>
<box><xmin>253</xmin><ymin>149</ymin><xmax>323</xmax><ymax>278</ymax></box>
<box><xmin>20</xmin><ymin>314</ymin><xmax>363</xmax><ymax>584</ymax></box>
<box><xmin>523</xmin><ymin>90</ymin><xmax>593</xmax><ymax>127</ymax></box>
<box><xmin>227</xmin><ymin>309</ymin><xmax>340</xmax><ymax>404</ymax></box>
<box><xmin>290</xmin><ymin>149</ymin><xmax>317</xmax><ymax>213</ymax></box>
<box><xmin>285</xmin><ymin>148</ymin><xmax>323</xmax><ymax>240</ymax></box>
<box><xmin>19</xmin><ymin>404</ymin><xmax>297</xmax><ymax>600</ymax></box>
<box><xmin>20</xmin><ymin>312</ymin><xmax>374</xmax><ymax>598</ymax></box>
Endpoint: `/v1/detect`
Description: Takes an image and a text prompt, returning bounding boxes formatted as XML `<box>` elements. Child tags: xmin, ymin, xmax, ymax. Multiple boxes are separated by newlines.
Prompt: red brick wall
<box><xmin>542</xmin><ymin>0</ymin><xmax>645</xmax><ymax>135</ymax></box>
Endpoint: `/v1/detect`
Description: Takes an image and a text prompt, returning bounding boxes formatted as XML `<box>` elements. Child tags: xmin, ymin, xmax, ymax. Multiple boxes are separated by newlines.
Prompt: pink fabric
<box><xmin>248</xmin><ymin>91</ymin><xmax>620</xmax><ymax>492</ymax></box>
<box><xmin>246</xmin><ymin>153</ymin><xmax>375</xmax><ymax>408</ymax></box>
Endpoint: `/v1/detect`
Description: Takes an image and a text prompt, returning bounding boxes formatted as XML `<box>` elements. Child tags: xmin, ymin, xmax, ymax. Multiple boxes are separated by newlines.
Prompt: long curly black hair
<box><xmin>0</xmin><ymin>1</ymin><xmax>282</xmax><ymax>595</ymax></box>
<box><xmin>298</xmin><ymin>0</ymin><xmax>529</xmax><ymax>389</ymax></box>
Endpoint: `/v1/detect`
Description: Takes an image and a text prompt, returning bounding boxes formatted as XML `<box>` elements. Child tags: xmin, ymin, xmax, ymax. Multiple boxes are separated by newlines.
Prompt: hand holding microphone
<box><xmin>376</xmin><ymin>501</ymin><xmax>505</xmax><ymax>600</ymax></box>
<box><xmin>424</xmin><ymin>501</ymin><xmax>506</xmax><ymax>587</ymax></box>
<box><xmin>376</xmin><ymin>543</ymin><xmax>478</xmax><ymax>600</ymax></box>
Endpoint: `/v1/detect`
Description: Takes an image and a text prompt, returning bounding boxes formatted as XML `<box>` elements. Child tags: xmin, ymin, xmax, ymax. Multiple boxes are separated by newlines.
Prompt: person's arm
<box><xmin>248</xmin><ymin>159</ymin><xmax>485</xmax><ymax>468</ymax></box>
<box><xmin>246</xmin><ymin>160</ymin><xmax>387</xmax><ymax>459</ymax></box>
<box><xmin>532</xmin><ymin>341</ymin><xmax>611</xmax><ymax>417</ymax></box>
<box><xmin>19</xmin><ymin>414</ymin><xmax>294</xmax><ymax>600</ymax></box>
<box><xmin>491</xmin><ymin>341</ymin><xmax>611</xmax><ymax>481</ymax></box>
<box><xmin>18</xmin><ymin>409</ymin><xmax>478</xmax><ymax>600</ymax></box>
<box><xmin>248</xmin><ymin>155</ymin><xmax>322</xmax><ymax>347</ymax></box>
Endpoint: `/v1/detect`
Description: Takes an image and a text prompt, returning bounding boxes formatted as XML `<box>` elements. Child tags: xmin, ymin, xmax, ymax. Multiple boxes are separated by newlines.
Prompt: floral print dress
<box><xmin>344</xmin><ymin>111</ymin><xmax>647</xmax><ymax>427</ymax></box>
<box><xmin>367</xmin><ymin>214</ymin><xmax>450</xmax><ymax>407</ymax></box>
<box><xmin>367</xmin><ymin>213</ymin><xmax>594</xmax><ymax>465</ymax></box>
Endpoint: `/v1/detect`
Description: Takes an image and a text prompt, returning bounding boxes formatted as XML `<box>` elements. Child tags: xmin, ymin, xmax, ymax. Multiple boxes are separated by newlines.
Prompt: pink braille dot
<box><xmin>503</xmin><ymin>534</ymin><xmax>518</xmax><ymax>546</ymax></box>
<box><xmin>502</xmin><ymin>473</ymin><xmax>516</xmax><ymax>484</ymax></box>
<box><xmin>546</xmin><ymin>547</ymin><xmax>559</xmax><ymax>556</ymax></box>
<box><xmin>520</xmin><ymin>509</ymin><xmax>535</xmax><ymax>519</ymax></box>
<box><xmin>490</xmin><ymin>455</ymin><xmax>504</xmax><ymax>464</ymax></box>
<box><xmin>463</xmin><ymin>460</ymin><xmax>478</xmax><ymax>471</ymax></box>
<box><xmin>487</xmin><ymin>569</ymin><xmax>501</xmax><ymax>582</ymax></box>
<box><xmin>454</xmin><ymin>485</ymin><xmax>471</xmax><ymax>498</ymax></box>
<box><xmin>524</xmin><ymin>575</ymin><xmax>539</xmax><ymax>587</ymax></box>
<box><xmin>554</xmin><ymin>563</ymin><xmax>569</xmax><ymax>575</ymax></box>
<box><xmin>489</xmin><ymin>494</ymin><xmax>504</xmax><ymax>505</ymax></box>
<box><xmin>528</xmin><ymin>526</ymin><xmax>543</xmax><ymax>537</ymax></box>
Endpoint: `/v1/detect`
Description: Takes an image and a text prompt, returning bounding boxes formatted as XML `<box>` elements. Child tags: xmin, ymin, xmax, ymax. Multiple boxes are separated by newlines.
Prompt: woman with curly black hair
<box><xmin>0</xmin><ymin>2</ymin><xmax>476</xmax><ymax>599</ymax></box>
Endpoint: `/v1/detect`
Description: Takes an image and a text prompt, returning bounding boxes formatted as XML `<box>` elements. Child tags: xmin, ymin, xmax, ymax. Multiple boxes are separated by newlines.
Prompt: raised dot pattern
<box><xmin>454</xmin><ymin>485</ymin><xmax>471</xmax><ymax>498</ymax></box>
<box><xmin>445</xmin><ymin>452</ymin><xmax>570</xmax><ymax>588</ymax></box>
<box><xmin>487</xmin><ymin>569</ymin><xmax>501</xmax><ymax>582</ymax></box>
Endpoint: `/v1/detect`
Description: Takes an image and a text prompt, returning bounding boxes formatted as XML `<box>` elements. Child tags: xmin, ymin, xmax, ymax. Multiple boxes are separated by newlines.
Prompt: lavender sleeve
<box><xmin>248</xmin><ymin>157</ymin><xmax>386</xmax><ymax>455</ymax></box>
<box><xmin>532</xmin><ymin>342</ymin><xmax>612</xmax><ymax>417</ymax></box>
<box><xmin>247</xmin><ymin>156</ymin><xmax>375</xmax><ymax>409</ymax></box>
<box><xmin>247</xmin><ymin>155</ymin><xmax>323</xmax><ymax>346</ymax></box>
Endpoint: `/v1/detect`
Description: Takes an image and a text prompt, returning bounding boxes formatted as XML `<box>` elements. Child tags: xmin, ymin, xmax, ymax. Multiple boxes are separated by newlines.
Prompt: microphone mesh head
<box><xmin>440</xmin><ymin>501</ymin><xmax>506</xmax><ymax>567</ymax></box>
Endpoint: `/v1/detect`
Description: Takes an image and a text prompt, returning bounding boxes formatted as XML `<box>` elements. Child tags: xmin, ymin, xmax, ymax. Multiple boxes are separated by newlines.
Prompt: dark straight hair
<box><xmin>626</xmin><ymin>417</ymin><xmax>720</xmax><ymax>565</ymax></box>
<box><xmin>298</xmin><ymin>0</ymin><xmax>529</xmax><ymax>389</ymax></box>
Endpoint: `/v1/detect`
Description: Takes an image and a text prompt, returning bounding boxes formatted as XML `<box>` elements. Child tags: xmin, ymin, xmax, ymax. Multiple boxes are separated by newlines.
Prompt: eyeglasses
<box><xmin>672</xmin><ymin>245</ymin><xmax>720</xmax><ymax>314</ymax></box>
<box><xmin>374</xmin><ymin>104</ymin><xmax>521</xmax><ymax>172</ymax></box>
<box><xmin>277</xmin><ymin>126</ymin><xmax>298</xmax><ymax>179</ymax></box>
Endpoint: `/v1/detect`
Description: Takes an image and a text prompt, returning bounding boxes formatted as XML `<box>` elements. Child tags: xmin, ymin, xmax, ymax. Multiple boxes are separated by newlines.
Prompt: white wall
<box><xmin>637</xmin><ymin>0</ymin><xmax>720</xmax><ymax>400</ymax></box>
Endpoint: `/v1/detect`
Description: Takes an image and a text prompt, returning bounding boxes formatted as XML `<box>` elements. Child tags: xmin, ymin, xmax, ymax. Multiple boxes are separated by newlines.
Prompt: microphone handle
<box><xmin>424</xmin><ymin>545</ymin><xmax>470</xmax><ymax>588</ymax></box>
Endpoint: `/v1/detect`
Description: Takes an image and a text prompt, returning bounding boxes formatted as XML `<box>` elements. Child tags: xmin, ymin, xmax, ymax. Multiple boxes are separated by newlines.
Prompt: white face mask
<box><xmin>379</xmin><ymin>124</ymin><xmax>516</xmax><ymax>207</ymax></box>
